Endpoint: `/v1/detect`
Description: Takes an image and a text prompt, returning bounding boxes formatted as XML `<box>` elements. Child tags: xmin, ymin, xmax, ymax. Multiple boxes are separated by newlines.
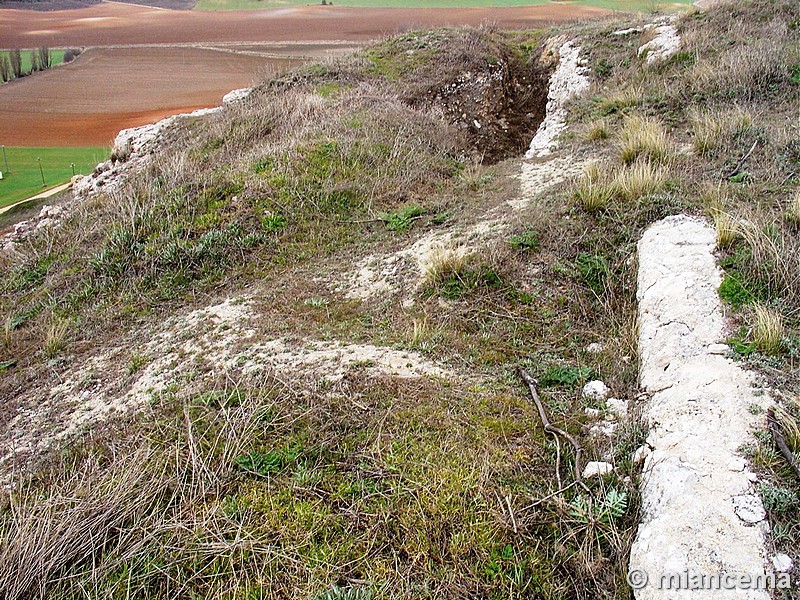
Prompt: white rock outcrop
<box><xmin>582</xmin><ymin>380</ymin><xmax>609</xmax><ymax>401</ymax></box>
<box><xmin>583</xmin><ymin>461</ymin><xmax>614</xmax><ymax>479</ymax></box>
<box><xmin>222</xmin><ymin>87</ymin><xmax>252</xmax><ymax>104</ymax></box>
<box><xmin>638</xmin><ymin>20</ymin><xmax>681</xmax><ymax>65</ymax></box>
<box><xmin>75</xmin><ymin>107</ymin><xmax>221</xmax><ymax>199</ymax></box>
<box><xmin>631</xmin><ymin>215</ymin><xmax>772</xmax><ymax>600</ymax></box>
<box><xmin>524</xmin><ymin>40</ymin><xmax>590</xmax><ymax>159</ymax></box>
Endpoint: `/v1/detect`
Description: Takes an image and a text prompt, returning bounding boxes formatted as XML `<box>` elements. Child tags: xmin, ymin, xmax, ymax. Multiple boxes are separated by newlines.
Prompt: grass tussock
<box><xmin>618</xmin><ymin>114</ymin><xmax>672</xmax><ymax>165</ymax></box>
<box><xmin>714</xmin><ymin>211</ymin><xmax>740</xmax><ymax>250</ymax></box>
<box><xmin>690</xmin><ymin>107</ymin><xmax>754</xmax><ymax>156</ymax></box>
<box><xmin>612</xmin><ymin>160</ymin><xmax>669</xmax><ymax>202</ymax></box>
<box><xmin>594</xmin><ymin>86</ymin><xmax>642</xmax><ymax>116</ymax></box>
<box><xmin>752</xmin><ymin>303</ymin><xmax>784</xmax><ymax>355</ymax></box>
<box><xmin>574</xmin><ymin>162</ymin><xmax>615</xmax><ymax>212</ymax></box>
<box><xmin>586</xmin><ymin>118</ymin><xmax>609</xmax><ymax>141</ymax></box>
<box><xmin>786</xmin><ymin>190</ymin><xmax>800</xmax><ymax>225</ymax></box>
<box><xmin>42</xmin><ymin>319</ymin><xmax>69</xmax><ymax>358</ymax></box>
<box><xmin>575</xmin><ymin>160</ymin><xmax>669</xmax><ymax>212</ymax></box>
<box><xmin>775</xmin><ymin>401</ymin><xmax>800</xmax><ymax>454</ymax></box>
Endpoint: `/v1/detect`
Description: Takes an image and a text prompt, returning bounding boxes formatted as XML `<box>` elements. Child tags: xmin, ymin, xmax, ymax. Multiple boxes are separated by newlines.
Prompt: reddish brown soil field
<box><xmin>0</xmin><ymin>2</ymin><xmax>608</xmax><ymax>47</ymax></box>
<box><xmin>0</xmin><ymin>46</ymin><xmax>312</xmax><ymax>145</ymax></box>
<box><xmin>0</xmin><ymin>1</ymin><xmax>609</xmax><ymax>146</ymax></box>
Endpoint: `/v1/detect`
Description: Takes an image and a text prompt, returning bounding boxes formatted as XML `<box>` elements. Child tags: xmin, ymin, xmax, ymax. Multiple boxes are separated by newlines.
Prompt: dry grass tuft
<box><xmin>574</xmin><ymin>162</ymin><xmax>614</xmax><ymax>212</ymax></box>
<box><xmin>689</xmin><ymin>38</ymin><xmax>789</xmax><ymax>101</ymax></box>
<box><xmin>423</xmin><ymin>246</ymin><xmax>469</xmax><ymax>286</ymax></box>
<box><xmin>739</xmin><ymin>216</ymin><xmax>800</xmax><ymax>312</ymax></box>
<box><xmin>612</xmin><ymin>160</ymin><xmax>669</xmax><ymax>202</ymax></box>
<box><xmin>42</xmin><ymin>319</ymin><xmax>69</xmax><ymax>358</ymax></box>
<box><xmin>595</xmin><ymin>86</ymin><xmax>642</xmax><ymax>116</ymax></box>
<box><xmin>618</xmin><ymin>114</ymin><xmax>672</xmax><ymax>165</ymax></box>
<box><xmin>690</xmin><ymin>109</ymin><xmax>725</xmax><ymax>156</ymax></box>
<box><xmin>690</xmin><ymin>107</ymin><xmax>754</xmax><ymax>156</ymax></box>
<box><xmin>699</xmin><ymin>182</ymin><xmax>729</xmax><ymax>218</ymax></box>
<box><xmin>586</xmin><ymin>119</ymin><xmax>609</xmax><ymax>141</ymax></box>
<box><xmin>775</xmin><ymin>401</ymin><xmax>800</xmax><ymax>454</ymax></box>
<box><xmin>752</xmin><ymin>304</ymin><xmax>784</xmax><ymax>355</ymax></box>
<box><xmin>714</xmin><ymin>211</ymin><xmax>740</xmax><ymax>249</ymax></box>
<box><xmin>786</xmin><ymin>190</ymin><xmax>800</xmax><ymax>225</ymax></box>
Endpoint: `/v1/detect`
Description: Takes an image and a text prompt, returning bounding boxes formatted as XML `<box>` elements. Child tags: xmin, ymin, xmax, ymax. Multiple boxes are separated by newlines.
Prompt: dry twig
<box><xmin>768</xmin><ymin>408</ymin><xmax>800</xmax><ymax>480</ymax></box>
<box><xmin>519</xmin><ymin>368</ymin><xmax>584</xmax><ymax>484</ymax></box>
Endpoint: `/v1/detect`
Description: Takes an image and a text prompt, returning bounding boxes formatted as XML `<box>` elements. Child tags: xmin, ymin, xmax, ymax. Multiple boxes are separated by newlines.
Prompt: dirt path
<box><xmin>0</xmin><ymin>181</ymin><xmax>71</xmax><ymax>215</ymax></box>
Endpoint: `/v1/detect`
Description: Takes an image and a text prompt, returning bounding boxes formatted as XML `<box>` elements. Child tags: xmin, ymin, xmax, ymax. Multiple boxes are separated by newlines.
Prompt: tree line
<box><xmin>0</xmin><ymin>47</ymin><xmax>82</xmax><ymax>83</ymax></box>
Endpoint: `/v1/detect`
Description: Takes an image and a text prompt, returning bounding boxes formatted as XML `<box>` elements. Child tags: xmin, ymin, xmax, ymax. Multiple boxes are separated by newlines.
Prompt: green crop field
<box><xmin>195</xmin><ymin>0</ymin><xmax>693</xmax><ymax>12</ymax></box>
<box><xmin>0</xmin><ymin>50</ymin><xmax>70</xmax><ymax>76</ymax></box>
<box><xmin>0</xmin><ymin>147</ymin><xmax>107</xmax><ymax>209</ymax></box>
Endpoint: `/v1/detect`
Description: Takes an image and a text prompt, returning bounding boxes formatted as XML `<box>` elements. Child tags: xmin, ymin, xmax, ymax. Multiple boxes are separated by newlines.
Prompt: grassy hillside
<box><xmin>0</xmin><ymin>1</ymin><xmax>799</xmax><ymax>599</ymax></box>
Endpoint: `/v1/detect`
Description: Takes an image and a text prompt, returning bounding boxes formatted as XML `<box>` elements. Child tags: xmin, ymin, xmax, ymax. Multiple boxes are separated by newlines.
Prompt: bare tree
<box><xmin>9</xmin><ymin>50</ymin><xmax>22</xmax><ymax>78</ymax></box>
<box><xmin>31</xmin><ymin>52</ymin><xmax>40</xmax><ymax>73</ymax></box>
<box><xmin>37</xmin><ymin>47</ymin><xmax>51</xmax><ymax>70</ymax></box>
<box><xmin>63</xmin><ymin>49</ymin><xmax>78</xmax><ymax>63</ymax></box>
<box><xmin>0</xmin><ymin>55</ymin><xmax>10</xmax><ymax>83</ymax></box>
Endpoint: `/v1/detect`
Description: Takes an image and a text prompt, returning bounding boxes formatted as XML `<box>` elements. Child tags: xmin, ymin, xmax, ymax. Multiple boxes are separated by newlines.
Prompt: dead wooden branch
<box><xmin>725</xmin><ymin>140</ymin><xmax>758</xmax><ymax>178</ymax></box>
<box><xmin>519</xmin><ymin>368</ymin><xmax>584</xmax><ymax>484</ymax></box>
<box><xmin>768</xmin><ymin>408</ymin><xmax>800</xmax><ymax>481</ymax></box>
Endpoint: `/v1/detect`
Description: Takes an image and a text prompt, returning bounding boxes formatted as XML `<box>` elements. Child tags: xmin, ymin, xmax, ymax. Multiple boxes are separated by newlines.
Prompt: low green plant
<box><xmin>539</xmin><ymin>365</ymin><xmax>593</xmax><ymax>388</ymax></box>
<box><xmin>127</xmin><ymin>351</ymin><xmax>148</xmax><ymax>375</ymax></box>
<box><xmin>261</xmin><ymin>213</ymin><xmax>287</xmax><ymax>232</ymax></box>
<box><xmin>234</xmin><ymin>447</ymin><xmax>299</xmax><ymax>478</ymax></box>
<box><xmin>380</xmin><ymin>205</ymin><xmax>425</xmax><ymax>232</ymax></box>
<box><xmin>719</xmin><ymin>273</ymin><xmax>754</xmax><ymax>309</ymax></box>
<box><xmin>790</xmin><ymin>64</ymin><xmax>800</xmax><ymax>86</ymax></box>
<box><xmin>431</xmin><ymin>264</ymin><xmax>503</xmax><ymax>300</ymax></box>
<box><xmin>576</xmin><ymin>253</ymin><xmax>610</xmax><ymax>295</ymax></box>
<box><xmin>758</xmin><ymin>482</ymin><xmax>800</xmax><ymax>514</ymax></box>
<box><xmin>727</xmin><ymin>328</ymin><xmax>757</xmax><ymax>356</ymax></box>
<box><xmin>568</xmin><ymin>488</ymin><xmax>628</xmax><ymax>524</ymax></box>
<box><xmin>508</xmin><ymin>230</ymin><xmax>539</xmax><ymax>251</ymax></box>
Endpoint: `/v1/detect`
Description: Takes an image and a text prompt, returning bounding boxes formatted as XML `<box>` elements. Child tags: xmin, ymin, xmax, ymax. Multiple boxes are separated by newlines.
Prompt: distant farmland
<box><xmin>0</xmin><ymin>46</ymin><xmax>317</xmax><ymax>146</ymax></box>
<box><xmin>0</xmin><ymin>146</ymin><xmax>106</xmax><ymax>208</ymax></box>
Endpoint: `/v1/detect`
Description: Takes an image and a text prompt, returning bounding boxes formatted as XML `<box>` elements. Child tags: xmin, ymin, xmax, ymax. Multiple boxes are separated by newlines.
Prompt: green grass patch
<box><xmin>0</xmin><ymin>49</ymin><xmax>74</xmax><ymax>79</ymax></box>
<box><xmin>539</xmin><ymin>365</ymin><xmax>593</xmax><ymax>388</ymax></box>
<box><xmin>379</xmin><ymin>204</ymin><xmax>425</xmax><ymax>232</ymax></box>
<box><xmin>719</xmin><ymin>273</ymin><xmax>754</xmax><ymax>309</ymax></box>
<box><xmin>507</xmin><ymin>230</ymin><xmax>540</xmax><ymax>251</ymax></box>
<box><xmin>0</xmin><ymin>147</ymin><xmax>107</xmax><ymax>208</ymax></box>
